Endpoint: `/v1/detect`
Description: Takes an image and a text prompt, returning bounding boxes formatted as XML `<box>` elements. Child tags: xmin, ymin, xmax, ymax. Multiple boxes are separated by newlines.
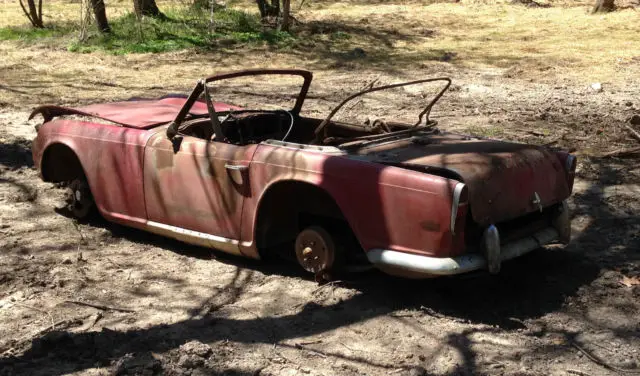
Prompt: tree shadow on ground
<box><xmin>0</xmin><ymin>137</ymin><xmax>33</xmax><ymax>170</ymax></box>
<box><xmin>1</xmin><ymin>152</ymin><xmax>637</xmax><ymax>375</ymax></box>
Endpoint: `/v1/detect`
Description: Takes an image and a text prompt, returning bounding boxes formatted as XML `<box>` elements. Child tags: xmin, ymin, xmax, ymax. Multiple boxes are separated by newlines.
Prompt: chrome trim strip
<box><xmin>146</xmin><ymin>221</ymin><xmax>248</xmax><ymax>256</ymax></box>
<box><xmin>565</xmin><ymin>154</ymin><xmax>576</xmax><ymax>172</ymax></box>
<box><xmin>367</xmin><ymin>227</ymin><xmax>560</xmax><ymax>276</ymax></box>
<box><xmin>262</xmin><ymin>140</ymin><xmax>344</xmax><ymax>154</ymax></box>
<box><xmin>450</xmin><ymin>182</ymin><xmax>466</xmax><ymax>235</ymax></box>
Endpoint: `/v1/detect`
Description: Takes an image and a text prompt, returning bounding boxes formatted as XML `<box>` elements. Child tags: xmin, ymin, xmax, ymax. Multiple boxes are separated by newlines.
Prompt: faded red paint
<box><xmin>30</xmin><ymin>97</ymin><xmax>241</xmax><ymax>129</ymax></box>
<box><xmin>30</xmin><ymin>69</ymin><xmax>576</xmax><ymax>275</ymax></box>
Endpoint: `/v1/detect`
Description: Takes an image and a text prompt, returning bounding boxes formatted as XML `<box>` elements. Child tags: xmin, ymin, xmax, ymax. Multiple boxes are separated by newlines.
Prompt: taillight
<box><xmin>450</xmin><ymin>182</ymin><xmax>468</xmax><ymax>235</ymax></box>
<box><xmin>555</xmin><ymin>152</ymin><xmax>577</xmax><ymax>190</ymax></box>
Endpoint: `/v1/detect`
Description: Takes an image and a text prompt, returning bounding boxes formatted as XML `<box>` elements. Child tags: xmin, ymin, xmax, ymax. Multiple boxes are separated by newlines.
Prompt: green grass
<box><xmin>0</xmin><ymin>8</ymin><xmax>297</xmax><ymax>54</ymax></box>
<box><xmin>0</xmin><ymin>23</ymin><xmax>75</xmax><ymax>41</ymax></box>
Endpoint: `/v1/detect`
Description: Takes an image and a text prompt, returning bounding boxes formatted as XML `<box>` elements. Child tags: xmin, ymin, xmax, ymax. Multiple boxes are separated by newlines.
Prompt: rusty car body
<box><xmin>30</xmin><ymin>69</ymin><xmax>576</xmax><ymax>279</ymax></box>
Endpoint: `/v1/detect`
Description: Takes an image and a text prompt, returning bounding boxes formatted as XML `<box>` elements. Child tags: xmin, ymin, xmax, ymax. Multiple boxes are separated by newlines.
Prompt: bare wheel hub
<box><xmin>65</xmin><ymin>179</ymin><xmax>93</xmax><ymax>219</ymax></box>
<box><xmin>294</xmin><ymin>226</ymin><xmax>336</xmax><ymax>274</ymax></box>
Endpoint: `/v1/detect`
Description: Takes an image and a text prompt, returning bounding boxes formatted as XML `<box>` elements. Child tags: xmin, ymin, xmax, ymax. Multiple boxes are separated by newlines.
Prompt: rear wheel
<box><xmin>64</xmin><ymin>178</ymin><xmax>94</xmax><ymax>220</ymax></box>
<box><xmin>294</xmin><ymin>226</ymin><xmax>343</xmax><ymax>282</ymax></box>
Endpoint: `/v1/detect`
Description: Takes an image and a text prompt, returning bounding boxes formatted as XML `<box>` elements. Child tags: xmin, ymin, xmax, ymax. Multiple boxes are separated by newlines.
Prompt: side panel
<box><xmin>240</xmin><ymin>144</ymin><xmax>462</xmax><ymax>259</ymax></box>
<box><xmin>143</xmin><ymin>133</ymin><xmax>257</xmax><ymax>254</ymax></box>
<box><xmin>35</xmin><ymin>120</ymin><xmax>154</xmax><ymax>224</ymax></box>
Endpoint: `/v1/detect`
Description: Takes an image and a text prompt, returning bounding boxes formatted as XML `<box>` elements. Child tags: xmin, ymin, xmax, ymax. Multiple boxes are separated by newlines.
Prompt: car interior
<box><xmin>177</xmin><ymin>108</ymin><xmax>413</xmax><ymax>147</ymax></box>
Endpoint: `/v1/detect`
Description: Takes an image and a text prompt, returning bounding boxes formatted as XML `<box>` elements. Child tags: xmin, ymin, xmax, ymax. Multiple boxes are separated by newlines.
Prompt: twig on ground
<box><xmin>601</xmin><ymin>146</ymin><xmax>640</xmax><ymax>158</ymax></box>
<box><xmin>571</xmin><ymin>341</ymin><xmax>640</xmax><ymax>374</ymax></box>
<box><xmin>105</xmin><ymin>257</ymin><xmax>123</xmax><ymax>269</ymax></box>
<box><xmin>419</xmin><ymin>305</ymin><xmax>446</xmax><ymax>318</ymax></box>
<box><xmin>567</xmin><ymin>369</ymin><xmax>592</xmax><ymax>376</ymax></box>
<box><xmin>543</xmin><ymin>137</ymin><xmax>563</xmax><ymax>146</ymax></box>
<box><xmin>64</xmin><ymin>300</ymin><xmax>135</xmax><ymax>313</ymax></box>
<box><xmin>12</xmin><ymin>302</ymin><xmax>55</xmax><ymax>329</ymax></box>
<box><xmin>295</xmin><ymin>339</ymin><xmax>323</xmax><ymax>346</ymax></box>
<box><xmin>622</xmin><ymin>123</ymin><xmax>640</xmax><ymax>143</ymax></box>
<box><xmin>280</xmin><ymin>341</ymin><xmax>328</xmax><ymax>358</ymax></box>
<box><xmin>71</xmin><ymin>220</ymin><xmax>87</xmax><ymax>244</ymax></box>
<box><xmin>311</xmin><ymin>280</ymin><xmax>343</xmax><ymax>295</ymax></box>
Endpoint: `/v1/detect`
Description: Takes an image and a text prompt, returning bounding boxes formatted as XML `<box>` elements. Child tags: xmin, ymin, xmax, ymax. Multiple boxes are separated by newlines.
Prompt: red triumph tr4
<box><xmin>30</xmin><ymin>69</ymin><xmax>576</xmax><ymax>280</ymax></box>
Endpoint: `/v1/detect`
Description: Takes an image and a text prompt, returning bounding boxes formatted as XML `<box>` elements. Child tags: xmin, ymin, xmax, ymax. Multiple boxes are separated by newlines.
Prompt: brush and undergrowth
<box><xmin>0</xmin><ymin>7</ymin><xmax>297</xmax><ymax>54</ymax></box>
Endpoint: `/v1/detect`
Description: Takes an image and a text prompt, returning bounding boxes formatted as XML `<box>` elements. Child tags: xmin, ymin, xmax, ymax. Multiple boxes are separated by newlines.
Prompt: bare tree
<box><xmin>280</xmin><ymin>0</ymin><xmax>290</xmax><ymax>31</ymax></box>
<box><xmin>18</xmin><ymin>0</ymin><xmax>44</xmax><ymax>28</ymax></box>
<box><xmin>133</xmin><ymin>0</ymin><xmax>164</xmax><ymax>18</ymax></box>
<box><xmin>592</xmin><ymin>0</ymin><xmax>615</xmax><ymax>12</ymax></box>
<box><xmin>90</xmin><ymin>0</ymin><xmax>110</xmax><ymax>33</ymax></box>
<box><xmin>255</xmin><ymin>0</ymin><xmax>292</xmax><ymax>30</ymax></box>
<box><xmin>256</xmin><ymin>0</ymin><xmax>279</xmax><ymax>18</ymax></box>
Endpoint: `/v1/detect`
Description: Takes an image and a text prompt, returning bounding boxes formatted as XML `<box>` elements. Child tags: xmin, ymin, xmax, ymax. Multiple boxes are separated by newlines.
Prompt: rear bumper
<box><xmin>367</xmin><ymin>226</ymin><xmax>564</xmax><ymax>277</ymax></box>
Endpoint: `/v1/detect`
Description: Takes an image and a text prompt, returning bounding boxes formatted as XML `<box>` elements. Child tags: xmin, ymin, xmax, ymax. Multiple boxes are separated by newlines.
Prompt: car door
<box><xmin>143</xmin><ymin>131</ymin><xmax>257</xmax><ymax>255</ymax></box>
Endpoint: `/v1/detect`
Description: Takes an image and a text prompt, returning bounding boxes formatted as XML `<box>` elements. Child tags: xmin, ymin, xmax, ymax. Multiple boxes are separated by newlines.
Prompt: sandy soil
<box><xmin>1</xmin><ymin>46</ymin><xmax>640</xmax><ymax>376</ymax></box>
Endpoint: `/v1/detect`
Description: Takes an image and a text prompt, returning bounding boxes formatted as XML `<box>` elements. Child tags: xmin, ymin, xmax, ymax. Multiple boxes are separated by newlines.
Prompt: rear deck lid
<box><xmin>352</xmin><ymin>133</ymin><xmax>570</xmax><ymax>226</ymax></box>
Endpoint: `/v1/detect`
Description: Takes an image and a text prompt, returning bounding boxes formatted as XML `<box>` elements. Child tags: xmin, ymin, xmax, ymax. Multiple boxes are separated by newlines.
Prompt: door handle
<box><xmin>225</xmin><ymin>163</ymin><xmax>249</xmax><ymax>172</ymax></box>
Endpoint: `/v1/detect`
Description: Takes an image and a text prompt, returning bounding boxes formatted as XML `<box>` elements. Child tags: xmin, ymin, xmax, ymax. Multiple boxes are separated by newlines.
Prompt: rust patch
<box><xmin>154</xmin><ymin>149</ymin><xmax>174</xmax><ymax>170</ymax></box>
<box><xmin>420</xmin><ymin>220</ymin><xmax>441</xmax><ymax>232</ymax></box>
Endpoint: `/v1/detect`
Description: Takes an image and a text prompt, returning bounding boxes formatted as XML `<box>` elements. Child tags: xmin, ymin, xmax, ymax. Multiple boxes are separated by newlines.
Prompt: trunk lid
<box><xmin>350</xmin><ymin>132</ymin><xmax>570</xmax><ymax>226</ymax></box>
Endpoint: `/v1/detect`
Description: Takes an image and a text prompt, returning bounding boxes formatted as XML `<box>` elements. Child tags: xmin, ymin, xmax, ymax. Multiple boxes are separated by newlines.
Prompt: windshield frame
<box><xmin>166</xmin><ymin>69</ymin><xmax>313</xmax><ymax>139</ymax></box>
<box><xmin>314</xmin><ymin>77</ymin><xmax>451</xmax><ymax>143</ymax></box>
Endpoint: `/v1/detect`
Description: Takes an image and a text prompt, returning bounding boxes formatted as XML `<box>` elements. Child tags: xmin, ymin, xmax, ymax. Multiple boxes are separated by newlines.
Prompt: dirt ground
<box><xmin>1</xmin><ymin>4</ymin><xmax>640</xmax><ymax>374</ymax></box>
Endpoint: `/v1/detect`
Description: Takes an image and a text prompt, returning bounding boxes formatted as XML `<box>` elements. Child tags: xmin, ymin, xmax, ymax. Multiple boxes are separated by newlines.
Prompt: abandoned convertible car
<box><xmin>30</xmin><ymin>69</ymin><xmax>576</xmax><ymax>279</ymax></box>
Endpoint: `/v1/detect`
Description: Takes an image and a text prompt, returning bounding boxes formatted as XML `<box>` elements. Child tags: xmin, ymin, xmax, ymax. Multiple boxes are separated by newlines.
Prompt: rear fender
<box><xmin>240</xmin><ymin>144</ymin><xmax>465</xmax><ymax>259</ymax></box>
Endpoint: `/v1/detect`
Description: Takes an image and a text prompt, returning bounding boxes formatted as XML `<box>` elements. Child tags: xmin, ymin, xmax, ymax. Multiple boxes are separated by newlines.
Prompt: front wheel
<box><xmin>64</xmin><ymin>178</ymin><xmax>95</xmax><ymax>220</ymax></box>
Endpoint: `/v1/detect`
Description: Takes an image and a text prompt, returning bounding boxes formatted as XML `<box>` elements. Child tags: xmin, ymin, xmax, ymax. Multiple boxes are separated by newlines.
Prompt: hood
<box><xmin>352</xmin><ymin>132</ymin><xmax>571</xmax><ymax>226</ymax></box>
<box><xmin>30</xmin><ymin>97</ymin><xmax>241</xmax><ymax>129</ymax></box>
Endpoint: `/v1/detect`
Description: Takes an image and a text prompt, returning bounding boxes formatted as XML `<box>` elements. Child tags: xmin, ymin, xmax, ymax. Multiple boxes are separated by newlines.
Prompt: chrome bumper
<box><xmin>367</xmin><ymin>227</ymin><xmax>561</xmax><ymax>276</ymax></box>
<box><xmin>367</xmin><ymin>199</ymin><xmax>572</xmax><ymax>277</ymax></box>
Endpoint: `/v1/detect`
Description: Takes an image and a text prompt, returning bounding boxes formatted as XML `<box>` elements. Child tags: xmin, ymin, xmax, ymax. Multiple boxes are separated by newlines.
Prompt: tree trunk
<box><xmin>133</xmin><ymin>0</ymin><xmax>164</xmax><ymax>18</ymax></box>
<box><xmin>19</xmin><ymin>0</ymin><xmax>44</xmax><ymax>28</ymax></box>
<box><xmin>280</xmin><ymin>0</ymin><xmax>290</xmax><ymax>31</ymax></box>
<box><xmin>269</xmin><ymin>0</ymin><xmax>280</xmax><ymax>16</ymax></box>
<box><xmin>592</xmin><ymin>0</ymin><xmax>615</xmax><ymax>13</ymax></box>
<box><xmin>90</xmin><ymin>0</ymin><xmax>110</xmax><ymax>33</ymax></box>
<box><xmin>255</xmin><ymin>0</ymin><xmax>279</xmax><ymax>18</ymax></box>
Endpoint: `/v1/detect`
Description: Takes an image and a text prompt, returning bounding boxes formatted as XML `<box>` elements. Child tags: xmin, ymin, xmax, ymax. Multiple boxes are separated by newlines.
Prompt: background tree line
<box><xmin>18</xmin><ymin>0</ymin><xmax>294</xmax><ymax>33</ymax></box>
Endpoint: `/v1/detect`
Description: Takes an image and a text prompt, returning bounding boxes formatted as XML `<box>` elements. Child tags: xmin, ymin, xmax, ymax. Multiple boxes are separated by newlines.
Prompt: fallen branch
<box><xmin>567</xmin><ymin>369</ymin><xmax>591</xmax><ymax>376</ymax></box>
<box><xmin>601</xmin><ymin>146</ymin><xmax>640</xmax><ymax>158</ymax></box>
<box><xmin>571</xmin><ymin>341</ymin><xmax>640</xmax><ymax>374</ymax></box>
<box><xmin>622</xmin><ymin>123</ymin><xmax>640</xmax><ymax>143</ymax></box>
<box><xmin>64</xmin><ymin>300</ymin><xmax>135</xmax><ymax>313</ymax></box>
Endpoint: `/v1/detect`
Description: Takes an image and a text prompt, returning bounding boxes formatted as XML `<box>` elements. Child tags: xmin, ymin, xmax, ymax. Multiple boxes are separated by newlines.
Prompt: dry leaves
<box><xmin>619</xmin><ymin>275</ymin><xmax>640</xmax><ymax>287</ymax></box>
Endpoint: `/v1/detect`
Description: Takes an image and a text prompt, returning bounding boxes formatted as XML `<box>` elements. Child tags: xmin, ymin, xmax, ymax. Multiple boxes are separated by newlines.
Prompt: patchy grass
<box><xmin>0</xmin><ymin>6</ymin><xmax>295</xmax><ymax>54</ymax></box>
<box><xmin>0</xmin><ymin>0</ymin><xmax>639</xmax><ymax>81</ymax></box>
<box><xmin>0</xmin><ymin>23</ymin><xmax>75</xmax><ymax>41</ymax></box>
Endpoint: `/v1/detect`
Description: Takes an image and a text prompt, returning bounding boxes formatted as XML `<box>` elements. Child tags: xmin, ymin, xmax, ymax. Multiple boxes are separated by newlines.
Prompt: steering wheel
<box><xmin>218</xmin><ymin>109</ymin><xmax>295</xmax><ymax>143</ymax></box>
<box><xmin>276</xmin><ymin>109</ymin><xmax>295</xmax><ymax>141</ymax></box>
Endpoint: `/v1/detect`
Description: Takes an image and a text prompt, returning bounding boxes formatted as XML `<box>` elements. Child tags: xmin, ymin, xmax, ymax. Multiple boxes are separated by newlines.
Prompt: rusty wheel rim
<box><xmin>66</xmin><ymin>179</ymin><xmax>93</xmax><ymax>219</ymax></box>
<box><xmin>294</xmin><ymin>226</ymin><xmax>336</xmax><ymax>274</ymax></box>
